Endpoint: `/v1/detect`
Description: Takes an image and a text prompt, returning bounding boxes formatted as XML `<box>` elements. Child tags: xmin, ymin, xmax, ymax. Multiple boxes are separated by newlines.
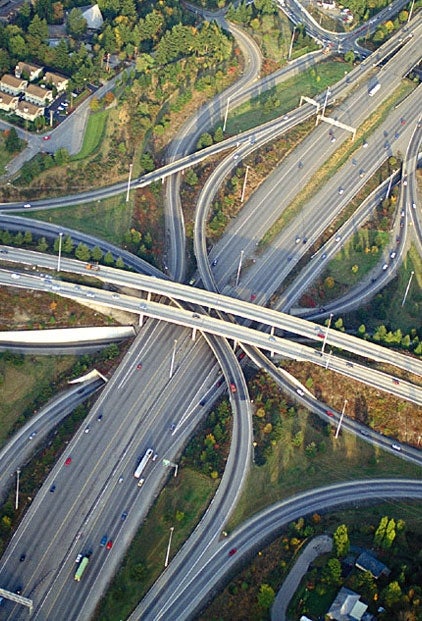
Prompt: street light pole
<box><xmin>235</xmin><ymin>250</ymin><xmax>244</xmax><ymax>288</ymax></box>
<box><xmin>169</xmin><ymin>339</ymin><xmax>177</xmax><ymax>379</ymax></box>
<box><xmin>325</xmin><ymin>349</ymin><xmax>333</xmax><ymax>370</ymax></box>
<box><xmin>321</xmin><ymin>313</ymin><xmax>333</xmax><ymax>354</ymax></box>
<box><xmin>126</xmin><ymin>163</ymin><xmax>133</xmax><ymax>203</ymax></box>
<box><xmin>15</xmin><ymin>468</ymin><xmax>21</xmax><ymax>510</ymax></box>
<box><xmin>408</xmin><ymin>0</ymin><xmax>415</xmax><ymax>22</ymax></box>
<box><xmin>57</xmin><ymin>232</ymin><xmax>63</xmax><ymax>272</ymax></box>
<box><xmin>322</xmin><ymin>86</ymin><xmax>331</xmax><ymax>117</ymax></box>
<box><xmin>164</xmin><ymin>526</ymin><xmax>174</xmax><ymax>568</ymax></box>
<box><xmin>288</xmin><ymin>27</ymin><xmax>296</xmax><ymax>60</ymax></box>
<box><xmin>335</xmin><ymin>399</ymin><xmax>348</xmax><ymax>439</ymax></box>
<box><xmin>241</xmin><ymin>165</ymin><xmax>250</xmax><ymax>203</ymax></box>
<box><xmin>223</xmin><ymin>96</ymin><xmax>231</xmax><ymax>133</ymax></box>
<box><xmin>401</xmin><ymin>271</ymin><xmax>414</xmax><ymax>306</ymax></box>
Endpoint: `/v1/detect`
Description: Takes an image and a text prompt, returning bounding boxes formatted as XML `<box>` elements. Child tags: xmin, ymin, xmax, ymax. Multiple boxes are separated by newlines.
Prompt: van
<box><xmin>137</xmin><ymin>478</ymin><xmax>145</xmax><ymax>488</ymax></box>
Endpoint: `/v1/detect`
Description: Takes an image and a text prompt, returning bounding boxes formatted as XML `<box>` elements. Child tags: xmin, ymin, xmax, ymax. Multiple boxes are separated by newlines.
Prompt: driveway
<box><xmin>271</xmin><ymin>534</ymin><xmax>333</xmax><ymax>621</ymax></box>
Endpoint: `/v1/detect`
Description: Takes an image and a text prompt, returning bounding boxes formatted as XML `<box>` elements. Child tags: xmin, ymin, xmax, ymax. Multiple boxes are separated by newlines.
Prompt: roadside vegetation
<box><xmin>202</xmin><ymin>504</ymin><xmax>422</xmax><ymax>621</ymax></box>
<box><xmin>0</xmin><ymin>2</ymin><xmax>420</xmax><ymax>619</ymax></box>
<box><xmin>93</xmin><ymin>363</ymin><xmax>421</xmax><ymax>621</ymax></box>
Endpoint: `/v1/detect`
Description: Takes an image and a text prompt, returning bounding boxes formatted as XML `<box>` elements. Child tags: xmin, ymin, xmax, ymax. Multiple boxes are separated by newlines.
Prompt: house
<box><xmin>355</xmin><ymin>552</ymin><xmax>390</xmax><ymax>579</ymax></box>
<box><xmin>327</xmin><ymin>587</ymin><xmax>368</xmax><ymax>621</ymax></box>
<box><xmin>15</xmin><ymin>62</ymin><xmax>44</xmax><ymax>82</ymax></box>
<box><xmin>79</xmin><ymin>4</ymin><xmax>103</xmax><ymax>30</ymax></box>
<box><xmin>24</xmin><ymin>84</ymin><xmax>53</xmax><ymax>106</ymax></box>
<box><xmin>0</xmin><ymin>74</ymin><xmax>27</xmax><ymax>96</ymax></box>
<box><xmin>43</xmin><ymin>71</ymin><xmax>69</xmax><ymax>93</ymax></box>
<box><xmin>15</xmin><ymin>100</ymin><xmax>45</xmax><ymax>122</ymax></box>
<box><xmin>0</xmin><ymin>92</ymin><xmax>19</xmax><ymax>112</ymax></box>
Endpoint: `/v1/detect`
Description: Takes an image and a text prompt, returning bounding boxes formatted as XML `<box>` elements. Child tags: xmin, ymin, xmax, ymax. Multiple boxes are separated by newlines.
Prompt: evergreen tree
<box><xmin>333</xmin><ymin>524</ymin><xmax>350</xmax><ymax>557</ymax></box>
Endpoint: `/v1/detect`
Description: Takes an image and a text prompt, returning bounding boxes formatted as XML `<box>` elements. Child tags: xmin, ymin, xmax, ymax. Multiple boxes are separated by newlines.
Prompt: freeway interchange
<box><xmin>0</xmin><ymin>3</ymin><xmax>421</xmax><ymax>620</ymax></box>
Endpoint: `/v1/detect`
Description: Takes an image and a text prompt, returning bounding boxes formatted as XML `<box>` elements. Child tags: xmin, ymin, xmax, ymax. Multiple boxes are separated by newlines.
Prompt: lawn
<box><xmin>0</xmin><ymin>355</ymin><xmax>76</xmax><ymax>445</ymax></box>
<box><xmin>71</xmin><ymin>110</ymin><xmax>109</xmax><ymax>161</ymax></box>
<box><xmin>325</xmin><ymin>230</ymin><xmax>390</xmax><ymax>286</ymax></box>
<box><xmin>93</xmin><ymin>469</ymin><xmax>218</xmax><ymax>621</ymax></box>
<box><xmin>226</xmin><ymin>60</ymin><xmax>349</xmax><ymax>134</ymax></box>
<box><xmin>229</xmin><ymin>406</ymin><xmax>420</xmax><ymax>530</ymax></box>
<box><xmin>23</xmin><ymin>194</ymin><xmax>134</xmax><ymax>246</ymax></box>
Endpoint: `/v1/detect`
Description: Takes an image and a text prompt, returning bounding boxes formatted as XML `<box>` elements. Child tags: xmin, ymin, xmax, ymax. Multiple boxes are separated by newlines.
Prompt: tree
<box><xmin>184</xmin><ymin>169</ymin><xmax>198</xmax><ymax>186</ymax></box>
<box><xmin>5</xmin><ymin>128</ymin><xmax>21</xmax><ymax>153</ymax></box>
<box><xmin>91</xmin><ymin>246</ymin><xmax>103</xmax><ymax>262</ymax></box>
<box><xmin>382</xmin><ymin>580</ymin><xmax>403</xmax><ymax>608</ymax></box>
<box><xmin>104</xmin><ymin>251</ymin><xmax>114</xmax><ymax>265</ymax></box>
<box><xmin>333</xmin><ymin>524</ymin><xmax>349</xmax><ymax>557</ymax></box>
<box><xmin>66</xmin><ymin>8</ymin><xmax>87</xmax><ymax>38</ymax></box>
<box><xmin>75</xmin><ymin>242</ymin><xmax>91</xmax><ymax>261</ymax></box>
<box><xmin>54</xmin><ymin>148</ymin><xmax>69</xmax><ymax>166</ymax></box>
<box><xmin>344</xmin><ymin>50</ymin><xmax>355</xmax><ymax>64</ymax></box>
<box><xmin>37</xmin><ymin>236</ymin><xmax>49</xmax><ymax>251</ymax></box>
<box><xmin>197</xmin><ymin>132</ymin><xmax>213</xmax><ymax>149</ymax></box>
<box><xmin>257</xmin><ymin>584</ymin><xmax>275</xmax><ymax>610</ymax></box>
<box><xmin>62</xmin><ymin>235</ymin><xmax>74</xmax><ymax>254</ymax></box>
<box><xmin>322</xmin><ymin>558</ymin><xmax>342</xmax><ymax>585</ymax></box>
<box><xmin>28</xmin><ymin>14</ymin><xmax>48</xmax><ymax>42</ymax></box>
<box><xmin>374</xmin><ymin>515</ymin><xmax>388</xmax><ymax>547</ymax></box>
<box><xmin>115</xmin><ymin>257</ymin><xmax>125</xmax><ymax>269</ymax></box>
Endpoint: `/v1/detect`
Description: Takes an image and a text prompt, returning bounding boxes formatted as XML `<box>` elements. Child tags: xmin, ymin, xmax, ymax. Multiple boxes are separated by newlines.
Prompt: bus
<box><xmin>368</xmin><ymin>83</ymin><xmax>381</xmax><ymax>97</ymax></box>
<box><xmin>74</xmin><ymin>556</ymin><xmax>89</xmax><ymax>582</ymax></box>
<box><xmin>133</xmin><ymin>448</ymin><xmax>153</xmax><ymax>479</ymax></box>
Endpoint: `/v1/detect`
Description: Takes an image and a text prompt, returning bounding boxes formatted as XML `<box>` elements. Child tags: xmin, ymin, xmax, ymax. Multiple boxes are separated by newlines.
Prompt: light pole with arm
<box><xmin>335</xmin><ymin>399</ymin><xmax>348</xmax><ymax>439</ymax></box>
<box><xmin>15</xmin><ymin>468</ymin><xmax>21</xmax><ymax>510</ymax></box>
<box><xmin>235</xmin><ymin>250</ymin><xmax>244</xmax><ymax>288</ymax></box>
<box><xmin>126</xmin><ymin>163</ymin><xmax>133</xmax><ymax>203</ymax></box>
<box><xmin>241</xmin><ymin>166</ymin><xmax>250</xmax><ymax>203</ymax></box>
<box><xmin>57</xmin><ymin>231</ymin><xmax>63</xmax><ymax>272</ymax></box>
<box><xmin>223</xmin><ymin>96</ymin><xmax>231</xmax><ymax>133</ymax></box>
<box><xmin>401</xmin><ymin>271</ymin><xmax>414</xmax><ymax>306</ymax></box>
<box><xmin>164</xmin><ymin>527</ymin><xmax>174</xmax><ymax>568</ymax></box>
<box><xmin>321</xmin><ymin>313</ymin><xmax>333</xmax><ymax>354</ymax></box>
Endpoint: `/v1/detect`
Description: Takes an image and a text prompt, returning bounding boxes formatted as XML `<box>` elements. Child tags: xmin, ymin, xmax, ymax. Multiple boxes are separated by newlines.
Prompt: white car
<box><xmin>338</xmin><ymin>187</ymin><xmax>344</xmax><ymax>195</ymax></box>
<box><xmin>11</xmin><ymin>273</ymin><xmax>20</xmax><ymax>279</ymax></box>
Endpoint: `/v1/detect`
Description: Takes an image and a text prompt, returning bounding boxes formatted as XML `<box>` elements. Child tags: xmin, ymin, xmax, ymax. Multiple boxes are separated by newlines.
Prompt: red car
<box><xmin>228</xmin><ymin>548</ymin><xmax>237</xmax><ymax>557</ymax></box>
<box><xmin>136</xmin><ymin>363</ymin><xmax>142</xmax><ymax>370</ymax></box>
<box><xmin>106</xmin><ymin>540</ymin><xmax>113</xmax><ymax>550</ymax></box>
<box><xmin>230</xmin><ymin>383</ymin><xmax>237</xmax><ymax>394</ymax></box>
<box><xmin>65</xmin><ymin>457</ymin><xmax>72</xmax><ymax>466</ymax></box>
<box><xmin>250</xmin><ymin>293</ymin><xmax>257</xmax><ymax>302</ymax></box>
<box><xmin>317</xmin><ymin>332</ymin><xmax>325</xmax><ymax>339</ymax></box>
<box><xmin>43</xmin><ymin>135</ymin><xmax>51</xmax><ymax>140</ymax></box>
<box><xmin>326</xmin><ymin>410</ymin><xmax>334</xmax><ymax>417</ymax></box>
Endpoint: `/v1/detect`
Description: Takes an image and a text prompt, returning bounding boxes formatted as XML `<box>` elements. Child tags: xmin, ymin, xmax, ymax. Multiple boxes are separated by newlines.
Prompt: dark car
<box><xmin>50</xmin><ymin>484</ymin><xmax>56</xmax><ymax>493</ymax></box>
<box><xmin>15</xmin><ymin>586</ymin><xmax>22</xmax><ymax>595</ymax></box>
<box><xmin>228</xmin><ymin>548</ymin><xmax>237</xmax><ymax>557</ymax></box>
<box><xmin>100</xmin><ymin>535</ymin><xmax>107</xmax><ymax>547</ymax></box>
<box><xmin>211</xmin><ymin>258</ymin><xmax>218</xmax><ymax>267</ymax></box>
<box><xmin>19</xmin><ymin>554</ymin><xmax>26</xmax><ymax>562</ymax></box>
<box><xmin>392</xmin><ymin>378</ymin><xmax>400</xmax><ymax>385</ymax></box>
<box><xmin>199</xmin><ymin>398</ymin><xmax>207</xmax><ymax>407</ymax></box>
<box><xmin>97</xmin><ymin>414</ymin><xmax>103</xmax><ymax>421</ymax></box>
<box><xmin>121</xmin><ymin>511</ymin><xmax>128</xmax><ymax>521</ymax></box>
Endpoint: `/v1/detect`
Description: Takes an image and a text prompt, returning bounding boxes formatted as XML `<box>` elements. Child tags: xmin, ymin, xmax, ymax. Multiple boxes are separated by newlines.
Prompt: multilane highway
<box><xmin>0</xmin><ymin>8</ymin><xmax>420</xmax><ymax>621</ymax></box>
